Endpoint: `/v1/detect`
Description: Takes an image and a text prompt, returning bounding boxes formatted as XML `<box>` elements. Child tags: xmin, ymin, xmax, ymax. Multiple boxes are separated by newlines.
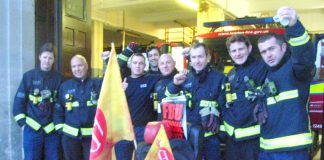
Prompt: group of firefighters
<box><xmin>13</xmin><ymin>6</ymin><xmax>316</xmax><ymax>160</ymax></box>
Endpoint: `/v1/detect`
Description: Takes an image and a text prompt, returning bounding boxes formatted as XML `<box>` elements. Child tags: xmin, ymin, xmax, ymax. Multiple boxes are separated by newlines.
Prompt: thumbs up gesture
<box><xmin>122</xmin><ymin>78</ymin><xmax>128</xmax><ymax>90</ymax></box>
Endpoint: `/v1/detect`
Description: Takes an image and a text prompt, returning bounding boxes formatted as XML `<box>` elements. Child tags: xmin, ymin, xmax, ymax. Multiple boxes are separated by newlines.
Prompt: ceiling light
<box><xmin>177</xmin><ymin>0</ymin><xmax>198</xmax><ymax>11</ymax></box>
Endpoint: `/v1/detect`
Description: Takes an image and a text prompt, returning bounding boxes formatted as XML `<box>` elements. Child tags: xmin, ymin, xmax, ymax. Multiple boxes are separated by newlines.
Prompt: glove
<box><xmin>127</xmin><ymin>42</ymin><xmax>139</xmax><ymax>52</ymax></box>
<box><xmin>253</xmin><ymin>104</ymin><xmax>268</xmax><ymax>124</ymax></box>
<box><xmin>200</xmin><ymin>107</ymin><xmax>220</xmax><ymax>133</ymax></box>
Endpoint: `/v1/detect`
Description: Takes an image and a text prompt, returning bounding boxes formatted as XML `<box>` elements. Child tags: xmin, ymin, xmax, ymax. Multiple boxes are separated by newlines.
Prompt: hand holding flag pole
<box><xmin>90</xmin><ymin>43</ymin><xmax>135</xmax><ymax>160</ymax></box>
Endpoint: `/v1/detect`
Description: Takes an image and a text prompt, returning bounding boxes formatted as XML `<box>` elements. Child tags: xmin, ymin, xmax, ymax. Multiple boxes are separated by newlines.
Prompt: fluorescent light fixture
<box><xmin>177</xmin><ymin>0</ymin><xmax>198</xmax><ymax>11</ymax></box>
<box><xmin>223</xmin><ymin>26</ymin><xmax>235</xmax><ymax>31</ymax></box>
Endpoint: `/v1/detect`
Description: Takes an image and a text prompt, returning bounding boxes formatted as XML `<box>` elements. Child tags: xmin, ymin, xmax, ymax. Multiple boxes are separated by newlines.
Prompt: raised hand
<box><xmin>276</xmin><ymin>6</ymin><xmax>298</xmax><ymax>27</ymax></box>
<box><xmin>127</xmin><ymin>42</ymin><xmax>139</xmax><ymax>52</ymax></box>
<box><xmin>101</xmin><ymin>51</ymin><xmax>111</xmax><ymax>61</ymax></box>
<box><xmin>173</xmin><ymin>73</ymin><xmax>187</xmax><ymax>85</ymax></box>
<box><xmin>122</xmin><ymin>77</ymin><xmax>128</xmax><ymax>90</ymax></box>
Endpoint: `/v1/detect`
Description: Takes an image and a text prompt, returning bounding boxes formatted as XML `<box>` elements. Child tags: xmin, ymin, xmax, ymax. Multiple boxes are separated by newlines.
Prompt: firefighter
<box><xmin>165</xmin><ymin>43</ymin><xmax>227</xmax><ymax>160</ymax></box>
<box><xmin>154</xmin><ymin>53</ymin><xmax>204</xmax><ymax>160</ymax></box>
<box><xmin>153</xmin><ymin>53</ymin><xmax>178</xmax><ymax>119</ymax></box>
<box><xmin>54</xmin><ymin>55</ymin><xmax>102</xmax><ymax>160</ymax></box>
<box><xmin>255</xmin><ymin>7</ymin><xmax>315</xmax><ymax>160</ymax></box>
<box><xmin>101</xmin><ymin>42</ymin><xmax>140</xmax><ymax>78</ymax></box>
<box><xmin>222</xmin><ymin>34</ymin><xmax>267</xmax><ymax>160</ymax></box>
<box><xmin>115</xmin><ymin>53</ymin><xmax>160</xmax><ymax>160</ymax></box>
<box><xmin>102</xmin><ymin>44</ymin><xmax>161</xmax><ymax>76</ymax></box>
<box><xmin>146</xmin><ymin>46</ymin><xmax>161</xmax><ymax>74</ymax></box>
<box><xmin>13</xmin><ymin>43</ymin><xmax>64</xmax><ymax>160</ymax></box>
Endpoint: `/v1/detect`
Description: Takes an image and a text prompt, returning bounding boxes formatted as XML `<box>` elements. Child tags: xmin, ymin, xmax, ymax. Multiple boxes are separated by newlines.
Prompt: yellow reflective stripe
<box><xmin>14</xmin><ymin>113</ymin><xmax>26</xmax><ymax>121</ymax></box>
<box><xmin>185</xmin><ymin>93</ymin><xmax>192</xmax><ymax>107</ymax></box>
<box><xmin>87</xmin><ymin>101</ymin><xmax>96</xmax><ymax>107</ymax></box>
<box><xmin>223</xmin><ymin>121</ymin><xmax>234</xmax><ymax>136</ymax></box>
<box><xmin>230</xmin><ymin>86</ymin><xmax>262</xmax><ymax>102</ymax></box>
<box><xmin>185</xmin><ymin>93</ymin><xmax>192</xmax><ymax>98</ymax></box>
<box><xmin>65</xmin><ymin>102</ymin><xmax>72</xmax><ymax>108</ymax></box>
<box><xmin>310</xmin><ymin>82</ymin><xmax>324</xmax><ymax>94</ymax></box>
<box><xmin>245</xmin><ymin>91</ymin><xmax>253</xmax><ymax>98</ymax></box>
<box><xmin>81</xmin><ymin>128</ymin><xmax>93</xmax><ymax>136</ymax></box>
<box><xmin>55</xmin><ymin>123</ymin><xmax>63</xmax><ymax>131</ymax></box>
<box><xmin>26</xmin><ymin>117</ymin><xmax>41</xmax><ymax>131</ymax></box>
<box><xmin>63</xmin><ymin>124</ymin><xmax>79</xmax><ymax>137</ymax></box>
<box><xmin>234</xmin><ymin>125</ymin><xmax>260</xmax><ymax>139</ymax></box>
<box><xmin>66</xmin><ymin>101</ymin><xmax>80</xmax><ymax>111</ymax></box>
<box><xmin>65</xmin><ymin>101</ymin><xmax>79</xmax><ymax>107</ymax></box>
<box><xmin>200</xmin><ymin>100</ymin><xmax>218</xmax><ymax>108</ymax></box>
<box><xmin>267</xmin><ymin>89</ymin><xmax>298</xmax><ymax>105</ymax></box>
<box><xmin>28</xmin><ymin>95</ymin><xmax>36</xmax><ymax>102</ymax></box>
<box><xmin>231</xmin><ymin>93</ymin><xmax>237</xmax><ymax>100</ymax></box>
<box><xmin>152</xmin><ymin>93</ymin><xmax>158</xmax><ymax>110</ymax></box>
<box><xmin>72</xmin><ymin>101</ymin><xmax>79</xmax><ymax>107</ymax></box>
<box><xmin>204</xmin><ymin>132</ymin><xmax>215</xmax><ymax>137</ymax></box>
<box><xmin>118</xmin><ymin>54</ymin><xmax>129</xmax><ymax>62</ymax></box>
<box><xmin>29</xmin><ymin>95</ymin><xmax>42</xmax><ymax>104</ymax></box>
<box><xmin>219</xmin><ymin>125</ymin><xmax>225</xmax><ymax>132</ymax></box>
<box><xmin>226</xmin><ymin>93</ymin><xmax>233</xmax><ymax>102</ymax></box>
<box><xmin>288</xmin><ymin>31</ymin><xmax>310</xmax><ymax>46</ymax></box>
<box><xmin>25</xmin><ymin>117</ymin><xmax>55</xmax><ymax>134</ymax></box>
<box><xmin>225</xmin><ymin>83</ymin><xmax>231</xmax><ymax>91</ymax></box>
<box><xmin>260</xmin><ymin>132</ymin><xmax>313</xmax><ymax>150</ymax></box>
<box><xmin>225</xmin><ymin>83</ymin><xmax>232</xmax><ymax>102</ymax></box>
<box><xmin>245</xmin><ymin>91</ymin><xmax>249</xmax><ymax>97</ymax></box>
<box><xmin>165</xmin><ymin>88</ymin><xmax>179</xmax><ymax>97</ymax></box>
<box><xmin>43</xmin><ymin>122</ymin><xmax>55</xmax><ymax>133</ymax></box>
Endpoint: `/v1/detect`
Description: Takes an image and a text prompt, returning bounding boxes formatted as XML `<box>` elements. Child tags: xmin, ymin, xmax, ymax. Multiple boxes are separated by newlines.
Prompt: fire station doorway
<box><xmin>59</xmin><ymin>0</ymin><xmax>91</xmax><ymax>78</ymax></box>
<box><xmin>35</xmin><ymin>0</ymin><xmax>91</xmax><ymax>78</ymax></box>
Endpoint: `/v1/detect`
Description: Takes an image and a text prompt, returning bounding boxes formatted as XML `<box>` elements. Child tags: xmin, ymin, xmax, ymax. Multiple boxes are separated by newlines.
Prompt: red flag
<box><xmin>145</xmin><ymin>125</ymin><xmax>174</xmax><ymax>160</ymax></box>
<box><xmin>90</xmin><ymin>43</ymin><xmax>134</xmax><ymax>160</ymax></box>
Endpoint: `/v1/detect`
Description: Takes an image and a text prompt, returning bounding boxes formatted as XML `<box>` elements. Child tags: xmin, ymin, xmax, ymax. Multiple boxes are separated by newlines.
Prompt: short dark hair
<box><xmin>146</xmin><ymin>46</ymin><xmax>160</xmax><ymax>55</ymax></box>
<box><xmin>226</xmin><ymin>34</ymin><xmax>251</xmax><ymax>50</ymax></box>
<box><xmin>258</xmin><ymin>33</ymin><xmax>286</xmax><ymax>46</ymax></box>
<box><xmin>191</xmin><ymin>42</ymin><xmax>209</xmax><ymax>56</ymax></box>
<box><xmin>130</xmin><ymin>53</ymin><xmax>145</xmax><ymax>62</ymax></box>
<box><xmin>39</xmin><ymin>42</ymin><xmax>56</xmax><ymax>57</ymax></box>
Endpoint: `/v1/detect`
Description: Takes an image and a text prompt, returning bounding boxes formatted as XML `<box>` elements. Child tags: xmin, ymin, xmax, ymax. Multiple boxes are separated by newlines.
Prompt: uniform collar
<box><xmin>191</xmin><ymin>64</ymin><xmax>211</xmax><ymax>83</ymax></box>
<box><xmin>36</xmin><ymin>67</ymin><xmax>53</xmax><ymax>78</ymax></box>
<box><xmin>162</xmin><ymin>69</ymin><xmax>178</xmax><ymax>79</ymax></box>
<box><xmin>73</xmin><ymin>76</ymin><xmax>89</xmax><ymax>83</ymax></box>
<box><xmin>149</xmin><ymin>67</ymin><xmax>159</xmax><ymax>73</ymax></box>
<box><xmin>148</xmin><ymin>69</ymin><xmax>160</xmax><ymax>75</ymax></box>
